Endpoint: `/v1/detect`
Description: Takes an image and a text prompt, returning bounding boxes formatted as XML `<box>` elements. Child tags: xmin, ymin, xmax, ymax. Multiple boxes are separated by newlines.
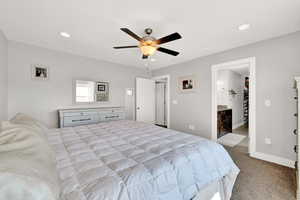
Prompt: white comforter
<box><xmin>47</xmin><ymin>120</ymin><xmax>239</xmax><ymax>200</ymax></box>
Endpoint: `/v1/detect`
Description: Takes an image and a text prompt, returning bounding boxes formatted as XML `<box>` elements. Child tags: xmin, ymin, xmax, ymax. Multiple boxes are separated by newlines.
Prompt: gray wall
<box><xmin>153</xmin><ymin>31</ymin><xmax>300</xmax><ymax>161</ymax></box>
<box><xmin>8</xmin><ymin>41</ymin><xmax>149</xmax><ymax>128</ymax></box>
<box><xmin>0</xmin><ymin>30</ymin><xmax>8</xmax><ymax>121</ymax></box>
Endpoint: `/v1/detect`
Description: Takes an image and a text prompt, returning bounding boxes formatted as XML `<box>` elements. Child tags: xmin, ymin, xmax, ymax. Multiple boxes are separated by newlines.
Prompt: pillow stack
<box><xmin>0</xmin><ymin>113</ymin><xmax>60</xmax><ymax>200</ymax></box>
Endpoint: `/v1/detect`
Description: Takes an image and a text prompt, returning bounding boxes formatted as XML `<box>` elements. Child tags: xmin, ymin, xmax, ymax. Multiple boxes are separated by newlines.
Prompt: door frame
<box><xmin>211</xmin><ymin>57</ymin><xmax>256</xmax><ymax>155</ymax></box>
<box><xmin>152</xmin><ymin>75</ymin><xmax>171</xmax><ymax>128</ymax></box>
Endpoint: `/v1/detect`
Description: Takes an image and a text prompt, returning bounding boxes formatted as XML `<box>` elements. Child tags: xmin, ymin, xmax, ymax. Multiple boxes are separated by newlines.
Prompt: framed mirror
<box><xmin>74</xmin><ymin>80</ymin><xmax>109</xmax><ymax>103</ymax></box>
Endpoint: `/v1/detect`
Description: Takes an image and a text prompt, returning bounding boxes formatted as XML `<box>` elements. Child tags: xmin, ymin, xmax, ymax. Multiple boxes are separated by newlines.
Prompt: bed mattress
<box><xmin>46</xmin><ymin>120</ymin><xmax>239</xmax><ymax>200</ymax></box>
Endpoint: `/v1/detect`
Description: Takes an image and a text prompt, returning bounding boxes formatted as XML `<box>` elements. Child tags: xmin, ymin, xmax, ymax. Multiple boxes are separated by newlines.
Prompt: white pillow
<box><xmin>10</xmin><ymin>113</ymin><xmax>48</xmax><ymax>131</ymax></box>
<box><xmin>10</xmin><ymin>113</ymin><xmax>49</xmax><ymax>138</ymax></box>
<box><xmin>0</xmin><ymin>122</ymin><xmax>60</xmax><ymax>200</ymax></box>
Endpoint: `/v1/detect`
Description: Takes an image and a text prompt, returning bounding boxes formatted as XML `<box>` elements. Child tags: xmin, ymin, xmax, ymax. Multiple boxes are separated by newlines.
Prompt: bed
<box><xmin>46</xmin><ymin>120</ymin><xmax>239</xmax><ymax>200</ymax></box>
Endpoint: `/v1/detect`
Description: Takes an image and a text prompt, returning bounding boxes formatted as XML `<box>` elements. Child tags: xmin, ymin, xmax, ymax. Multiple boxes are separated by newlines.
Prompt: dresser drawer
<box><xmin>58</xmin><ymin>107</ymin><xmax>125</xmax><ymax>127</ymax></box>
<box><xmin>100</xmin><ymin>112</ymin><xmax>125</xmax><ymax>121</ymax></box>
<box><xmin>63</xmin><ymin>114</ymin><xmax>98</xmax><ymax>127</ymax></box>
<box><xmin>97</xmin><ymin>108</ymin><xmax>124</xmax><ymax>114</ymax></box>
<box><xmin>63</xmin><ymin>111</ymin><xmax>98</xmax><ymax>117</ymax></box>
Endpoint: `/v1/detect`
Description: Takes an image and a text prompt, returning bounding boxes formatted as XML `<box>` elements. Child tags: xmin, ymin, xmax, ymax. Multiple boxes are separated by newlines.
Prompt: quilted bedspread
<box><xmin>46</xmin><ymin>120</ymin><xmax>239</xmax><ymax>200</ymax></box>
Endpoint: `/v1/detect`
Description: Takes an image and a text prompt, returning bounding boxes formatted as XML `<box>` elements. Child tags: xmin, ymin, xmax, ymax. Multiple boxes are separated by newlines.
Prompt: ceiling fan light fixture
<box><xmin>140</xmin><ymin>45</ymin><xmax>157</xmax><ymax>56</ymax></box>
<box><xmin>114</xmin><ymin>28</ymin><xmax>182</xmax><ymax>58</ymax></box>
<box><xmin>140</xmin><ymin>40</ymin><xmax>157</xmax><ymax>56</ymax></box>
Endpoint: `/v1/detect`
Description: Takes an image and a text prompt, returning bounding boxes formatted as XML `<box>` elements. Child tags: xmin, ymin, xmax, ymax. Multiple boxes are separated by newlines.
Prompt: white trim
<box><xmin>152</xmin><ymin>75</ymin><xmax>171</xmax><ymax>128</ymax></box>
<box><xmin>211</xmin><ymin>57</ymin><xmax>256</xmax><ymax>155</ymax></box>
<box><xmin>232</xmin><ymin>122</ymin><xmax>245</xmax><ymax>130</ymax></box>
<box><xmin>251</xmin><ymin>152</ymin><xmax>295</xmax><ymax>168</ymax></box>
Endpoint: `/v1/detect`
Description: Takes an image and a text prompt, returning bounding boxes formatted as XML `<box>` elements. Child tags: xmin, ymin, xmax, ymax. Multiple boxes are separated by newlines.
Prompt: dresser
<box><xmin>58</xmin><ymin>107</ymin><xmax>125</xmax><ymax>128</ymax></box>
<box><xmin>295</xmin><ymin>77</ymin><xmax>300</xmax><ymax>200</ymax></box>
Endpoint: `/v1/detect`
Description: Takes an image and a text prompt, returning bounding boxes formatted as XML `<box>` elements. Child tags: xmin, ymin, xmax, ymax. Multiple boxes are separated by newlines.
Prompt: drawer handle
<box><xmin>295</xmin><ymin>113</ymin><xmax>298</xmax><ymax>117</ymax></box>
<box><xmin>295</xmin><ymin>161</ymin><xmax>298</xmax><ymax>170</ymax></box>
<box><xmin>72</xmin><ymin>118</ymin><xmax>91</xmax><ymax>122</ymax></box>
<box><xmin>105</xmin><ymin>115</ymin><xmax>119</xmax><ymax>119</ymax></box>
<box><xmin>294</xmin><ymin>145</ymin><xmax>298</xmax><ymax>153</ymax></box>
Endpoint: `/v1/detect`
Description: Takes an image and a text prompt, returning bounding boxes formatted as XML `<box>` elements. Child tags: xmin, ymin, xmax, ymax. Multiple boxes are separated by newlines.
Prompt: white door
<box><xmin>155</xmin><ymin>82</ymin><xmax>166</xmax><ymax>125</ymax></box>
<box><xmin>136</xmin><ymin>78</ymin><xmax>155</xmax><ymax>123</ymax></box>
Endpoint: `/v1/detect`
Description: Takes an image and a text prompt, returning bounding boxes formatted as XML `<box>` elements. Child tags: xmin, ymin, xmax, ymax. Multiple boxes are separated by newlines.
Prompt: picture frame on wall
<box><xmin>178</xmin><ymin>74</ymin><xmax>198</xmax><ymax>93</ymax></box>
<box><xmin>31</xmin><ymin>65</ymin><xmax>49</xmax><ymax>80</ymax></box>
<box><xmin>97</xmin><ymin>84</ymin><xmax>106</xmax><ymax>92</ymax></box>
<box><xmin>95</xmin><ymin>82</ymin><xmax>109</xmax><ymax>102</ymax></box>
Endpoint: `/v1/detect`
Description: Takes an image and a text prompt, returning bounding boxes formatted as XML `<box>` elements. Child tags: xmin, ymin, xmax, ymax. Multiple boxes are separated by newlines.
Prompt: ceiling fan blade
<box><xmin>113</xmin><ymin>45</ymin><xmax>139</xmax><ymax>49</ymax></box>
<box><xmin>120</xmin><ymin>28</ymin><xmax>142</xmax><ymax>41</ymax></box>
<box><xmin>156</xmin><ymin>32</ymin><xmax>182</xmax><ymax>45</ymax></box>
<box><xmin>157</xmin><ymin>47</ymin><xmax>179</xmax><ymax>56</ymax></box>
<box><xmin>142</xmin><ymin>55</ymin><xmax>149</xmax><ymax>59</ymax></box>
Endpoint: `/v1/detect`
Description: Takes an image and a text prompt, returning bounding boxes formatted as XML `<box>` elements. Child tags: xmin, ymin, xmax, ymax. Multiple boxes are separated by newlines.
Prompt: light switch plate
<box><xmin>172</xmin><ymin>100</ymin><xmax>178</xmax><ymax>105</ymax></box>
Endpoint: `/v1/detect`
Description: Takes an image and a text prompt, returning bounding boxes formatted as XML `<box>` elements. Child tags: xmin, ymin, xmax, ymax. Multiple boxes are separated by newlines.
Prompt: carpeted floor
<box><xmin>218</xmin><ymin>125</ymin><xmax>296</xmax><ymax>199</ymax></box>
<box><xmin>226</xmin><ymin>145</ymin><xmax>296</xmax><ymax>200</ymax></box>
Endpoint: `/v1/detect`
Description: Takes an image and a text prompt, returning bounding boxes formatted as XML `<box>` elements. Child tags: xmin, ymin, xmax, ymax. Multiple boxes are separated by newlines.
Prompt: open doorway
<box><xmin>155</xmin><ymin>79</ymin><xmax>167</xmax><ymax>128</ymax></box>
<box><xmin>153</xmin><ymin>75</ymin><xmax>170</xmax><ymax>128</ymax></box>
<box><xmin>135</xmin><ymin>75</ymin><xmax>170</xmax><ymax>128</ymax></box>
<box><xmin>216</xmin><ymin>68</ymin><xmax>249</xmax><ymax>150</ymax></box>
<box><xmin>211</xmin><ymin>58</ymin><xmax>256</xmax><ymax>155</ymax></box>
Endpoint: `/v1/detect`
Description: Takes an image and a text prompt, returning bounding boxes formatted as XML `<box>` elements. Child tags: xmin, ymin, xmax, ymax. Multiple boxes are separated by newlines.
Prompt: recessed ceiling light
<box><xmin>60</xmin><ymin>32</ymin><xmax>71</xmax><ymax>38</ymax></box>
<box><xmin>238</xmin><ymin>24</ymin><xmax>250</xmax><ymax>31</ymax></box>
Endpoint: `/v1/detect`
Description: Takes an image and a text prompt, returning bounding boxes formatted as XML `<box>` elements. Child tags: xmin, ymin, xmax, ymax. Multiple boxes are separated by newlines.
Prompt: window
<box><xmin>75</xmin><ymin>80</ymin><xmax>95</xmax><ymax>103</ymax></box>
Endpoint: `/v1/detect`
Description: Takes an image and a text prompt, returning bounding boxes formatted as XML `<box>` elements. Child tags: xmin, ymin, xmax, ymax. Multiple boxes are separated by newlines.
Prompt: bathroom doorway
<box><xmin>211</xmin><ymin>58</ymin><xmax>256</xmax><ymax>155</ymax></box>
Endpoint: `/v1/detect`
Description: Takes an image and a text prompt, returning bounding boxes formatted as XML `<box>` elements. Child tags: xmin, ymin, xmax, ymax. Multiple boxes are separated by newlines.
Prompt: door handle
<box><xmin>294</xmin><ymin>129</ymin><xmax>298</xmax><ymax>135</ymax></box>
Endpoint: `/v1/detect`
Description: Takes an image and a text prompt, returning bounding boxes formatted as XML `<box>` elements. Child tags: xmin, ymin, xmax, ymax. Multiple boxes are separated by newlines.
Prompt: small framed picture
<box><xmin>178</xmin><ymin>75</ymin><xmax>198</xmax><ymax>93</ymax></box>
<box><xmin>97</xmin><ymin>84</ymin><xmax>106</xmax><ymax>92</ymax></box>
<box><xmin>96</xmin><ymin>82</ymin><xmax>109</xmax><ymax>102</ymax></box>
<box><xmin>32</xmin><ymin>65</ymin><xmax>49</xmax><ymax>80</ymax></box>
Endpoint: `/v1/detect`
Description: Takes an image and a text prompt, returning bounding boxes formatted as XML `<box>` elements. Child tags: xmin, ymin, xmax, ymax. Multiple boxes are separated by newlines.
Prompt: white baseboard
<box><xmin>232</xmin><ymin>122</ymin><xmax>245</xmax><ymax>130</ymax></box>
<box><xmin>250</xmin><ymin>152</ymin><xmax>295</xmax><ymax>168</ymax></box>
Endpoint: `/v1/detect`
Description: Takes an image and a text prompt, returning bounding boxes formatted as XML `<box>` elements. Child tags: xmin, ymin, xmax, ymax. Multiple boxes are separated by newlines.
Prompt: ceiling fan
<box><xmin>113</xmin><ymin>28</ymin><xmax>182</xmax><ymax>59</ymax></box>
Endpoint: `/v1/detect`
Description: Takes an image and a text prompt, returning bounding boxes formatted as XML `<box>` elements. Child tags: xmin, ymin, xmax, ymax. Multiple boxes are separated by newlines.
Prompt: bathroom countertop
<box><xmin>218</xmin><ymin>108</ymin><xmax>232</xmax><ymax>112</ymax></box>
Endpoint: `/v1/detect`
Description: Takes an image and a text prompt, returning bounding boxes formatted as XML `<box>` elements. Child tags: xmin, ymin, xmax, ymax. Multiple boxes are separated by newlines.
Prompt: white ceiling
<box><xmin>0</xmin><ymin>0</ymin><xmax>300</xmax><ymax>70</ymax></box>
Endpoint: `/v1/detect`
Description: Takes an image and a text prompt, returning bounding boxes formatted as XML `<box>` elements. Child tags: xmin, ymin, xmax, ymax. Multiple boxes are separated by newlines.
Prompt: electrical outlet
<box><xmin>188</xmin><ymin>124</ymin><xmax>195</xmax><ymax>130</ymax></box>
<box><xmin>265</xmin><ymin>138</ymin><xmax>272</xmax><ymax>145</ymax></box>
<box><xmin>264</xmin><ymin>99</ymin><xmax>271</xmax><ymax>107</ymax></box>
